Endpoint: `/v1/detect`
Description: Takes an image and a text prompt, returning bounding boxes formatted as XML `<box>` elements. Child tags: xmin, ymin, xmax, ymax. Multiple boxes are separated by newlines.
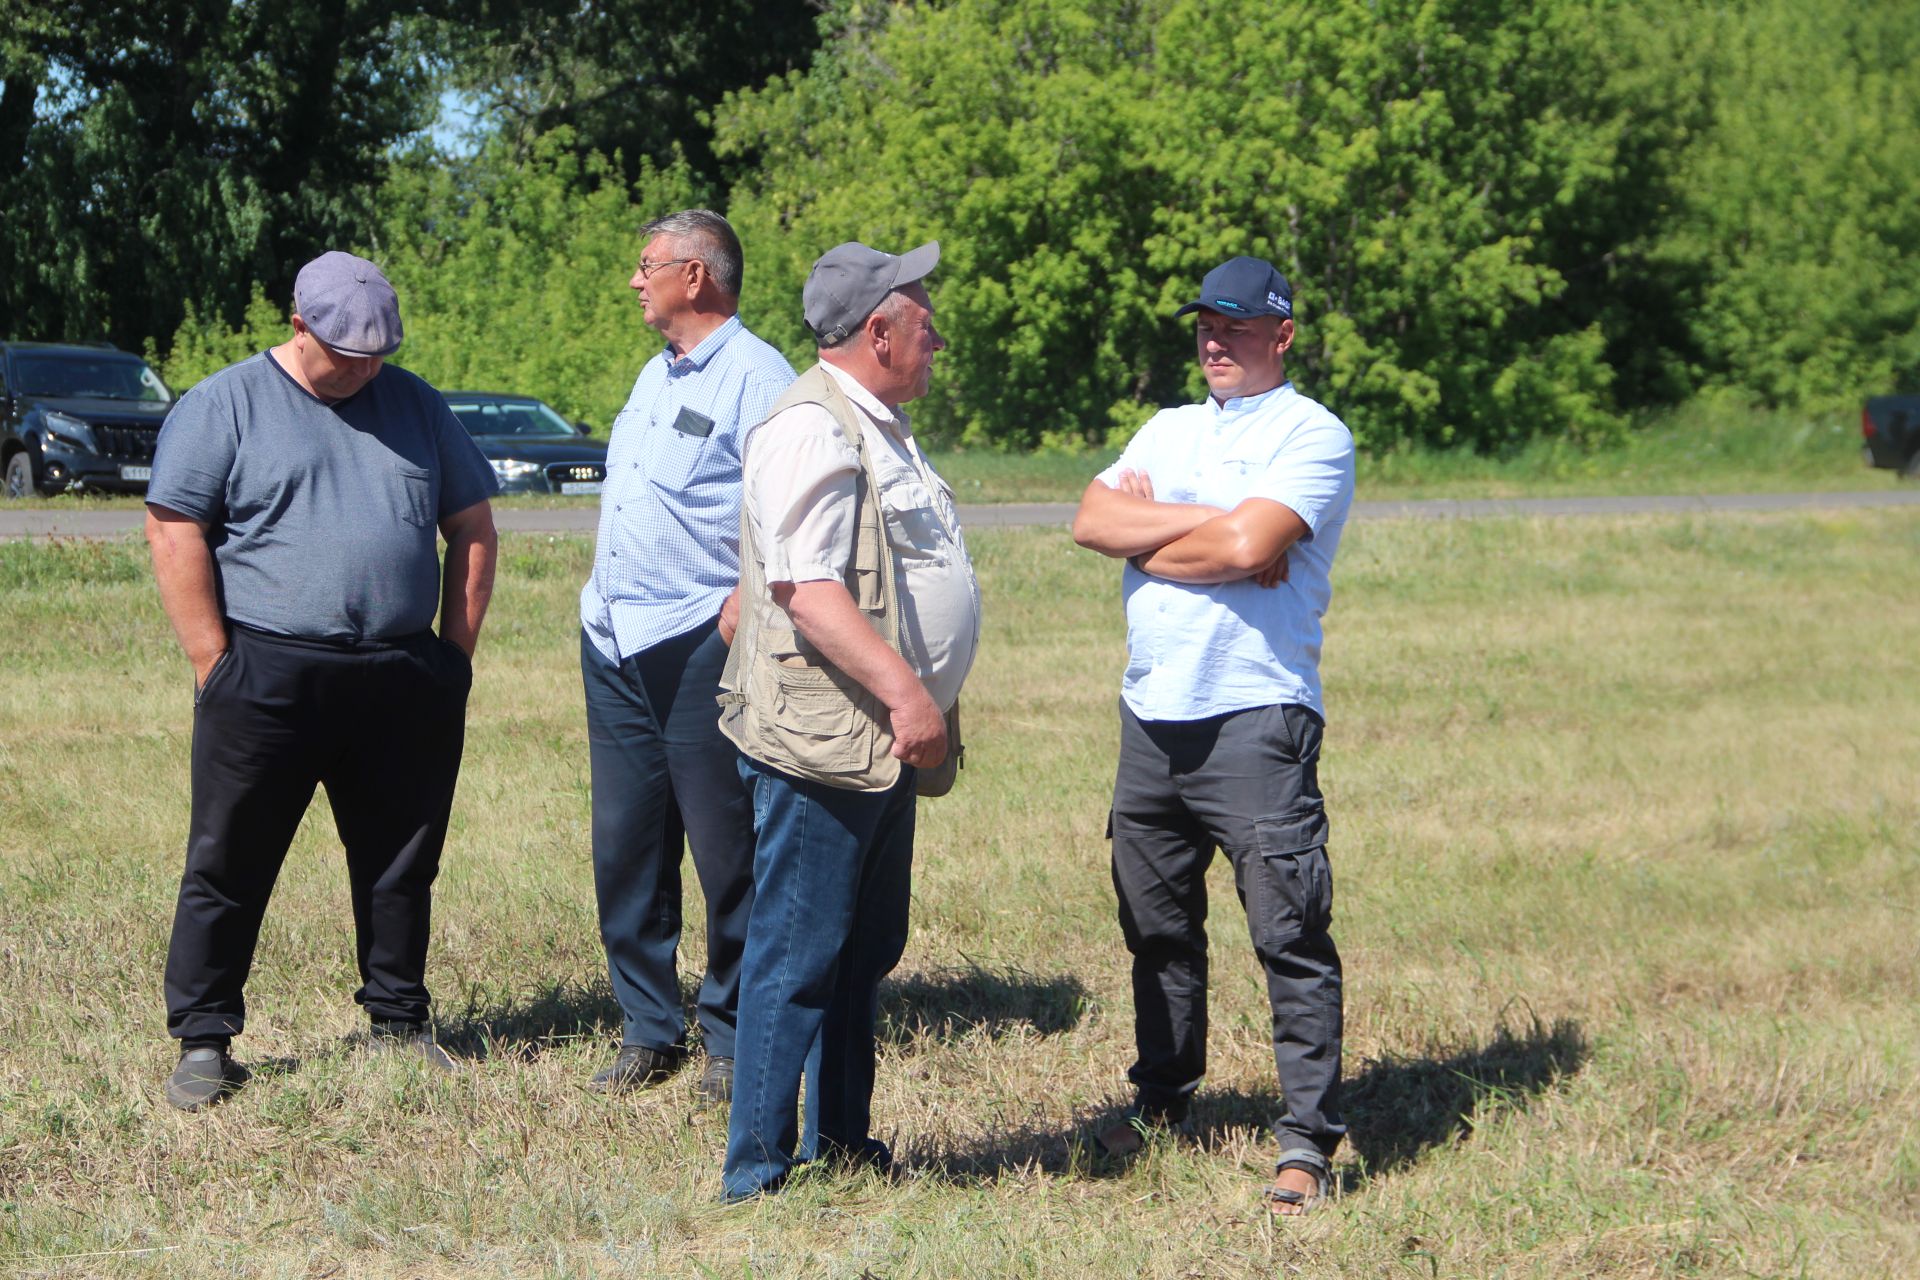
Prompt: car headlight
<box><xmin>43</xmin><ymin>412</ymin><xmax>96</xmax><ymax>452</ymax></box>
<box><xmin>490</xmin><ymin>458</ymin><xmax>542</xmax><ymax>481</ymax></box>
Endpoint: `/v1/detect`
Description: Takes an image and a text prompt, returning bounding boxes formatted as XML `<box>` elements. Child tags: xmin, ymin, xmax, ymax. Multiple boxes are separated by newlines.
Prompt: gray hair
<box><xmin>639</xmin><ymin>209</ymin><xmax>744</xmax><ymax>298</ymax></box>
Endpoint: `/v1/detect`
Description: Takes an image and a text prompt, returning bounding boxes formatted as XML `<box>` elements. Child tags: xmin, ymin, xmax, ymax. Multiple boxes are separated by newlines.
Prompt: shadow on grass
<box><xmin>879</xmin><ymin>961</ymin><xmax>1092</xmax><ymax>1045</ymax></box>
<box><xmin>914</xmin><ymin>1014</ymin><xmax>1587</xmax><ymax>1188</ymax></box>
<box><xmin>450</xmin><ymin>981</ymin><xmax>625</xmax><ymax>1060</ymax></box>
<box><xmin>1336</xmin><ymin>1014</ymin><xmax>1589</xmax><ymax>1178</ymax></box>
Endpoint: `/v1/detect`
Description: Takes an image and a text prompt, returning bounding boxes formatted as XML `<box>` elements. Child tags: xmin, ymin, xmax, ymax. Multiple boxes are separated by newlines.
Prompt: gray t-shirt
<box><xmin>148</xmin><ymin>351</ymin><xmax>498</xmax><ymax>641</ymax></box>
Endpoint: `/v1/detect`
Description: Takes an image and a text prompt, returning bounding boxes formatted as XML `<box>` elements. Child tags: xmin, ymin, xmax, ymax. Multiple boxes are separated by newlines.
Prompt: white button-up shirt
<box><xmin>743</xmin><ymin>362</ymin><xmax>981</xmax><ymax>713</ymax></box>
<box><xmin>1097</xmin><ymin>381</ymin><xmax>1353</xmax><ymax>720</ymax></box>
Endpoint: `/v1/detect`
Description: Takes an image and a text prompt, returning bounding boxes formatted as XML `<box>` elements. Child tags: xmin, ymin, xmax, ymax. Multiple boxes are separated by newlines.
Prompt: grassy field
<box><xmin>3</xmin><ymin>509</ymin><xmax>1918</xmax><ymax>1278</ymax></box>
<box><xmin>0</xmin><ymin>397</ymin><xmax>1894</xmax><ymax>515</ymax></box>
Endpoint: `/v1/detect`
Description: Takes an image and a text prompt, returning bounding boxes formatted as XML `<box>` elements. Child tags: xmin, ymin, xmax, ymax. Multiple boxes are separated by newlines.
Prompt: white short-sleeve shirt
<box><xmin>1097</xmin><ymin>381</ymin><xmax>1354</xmax><ymax>720</ymax></box>
<box><xmin>743</xmin><ymin>362</ymin><xmax>981</xmax><ymax>713</ymax></box>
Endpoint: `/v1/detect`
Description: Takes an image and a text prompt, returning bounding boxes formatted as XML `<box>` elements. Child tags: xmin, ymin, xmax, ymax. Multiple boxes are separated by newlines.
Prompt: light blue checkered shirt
<box><xmin>581</xmin><ymin>316</ymin><xmax>796</xmax><ymax>660</ymax></box>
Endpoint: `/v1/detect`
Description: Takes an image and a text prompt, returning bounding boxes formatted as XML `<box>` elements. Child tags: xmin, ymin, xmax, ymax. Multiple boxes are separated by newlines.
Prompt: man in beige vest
<box><xmin>716</xmin><ymin>240</ymin><xmax>980</xmax><ymax>1202</ymax></box>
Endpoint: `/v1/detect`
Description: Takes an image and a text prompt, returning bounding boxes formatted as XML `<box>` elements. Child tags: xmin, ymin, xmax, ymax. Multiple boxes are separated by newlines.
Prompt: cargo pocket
<box><xmin>769</xmin><ymin>672</ymin><xmax>874</xmax><ymax>775</ymax></box>
<box><xmin>1252</xmin><ymin>798</ymin><xmax>1333</xmax><ymax>948</ymax></box>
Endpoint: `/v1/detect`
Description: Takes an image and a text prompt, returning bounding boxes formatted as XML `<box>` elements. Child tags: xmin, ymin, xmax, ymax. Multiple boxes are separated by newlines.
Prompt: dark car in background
<box><xmin>2</xmin><ymin>341</ymin><xmax>174</xmax><ymax>497</ymax></box>
<box><xmin>1862</xmin><ymin>396</ymin><xmax>1920</xmax><ymax>477</ymax></box>
<box><xmin>443</xmin><ymin>392</ymin><xmax>610</xmax><ymax>495</ymax></box>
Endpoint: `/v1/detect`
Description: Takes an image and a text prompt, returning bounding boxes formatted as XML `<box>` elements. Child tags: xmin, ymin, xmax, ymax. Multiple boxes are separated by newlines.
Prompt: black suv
<box><xmin>2</xmin><ymin>341</ymin><xmax>175</xmax><ymax>497</ymax></box>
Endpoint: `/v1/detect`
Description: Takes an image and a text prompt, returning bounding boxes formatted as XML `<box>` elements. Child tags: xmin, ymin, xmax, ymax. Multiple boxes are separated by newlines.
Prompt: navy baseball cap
<box><xmin>1175</xmin><ymin>256</ymin><xmax>1292</xmax><ymax>321</ymax></box>
<box><xmin>294</xmin><ymin>251</ymin><xmax>404</xmax><ymax>357</ymax></box>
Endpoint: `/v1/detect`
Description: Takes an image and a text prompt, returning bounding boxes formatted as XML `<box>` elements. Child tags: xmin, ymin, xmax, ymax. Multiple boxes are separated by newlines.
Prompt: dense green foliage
<box><xmin>433</xmin><ymin>0</ymin><xmax>825</xmax><ymax>194</ymax></box>
<box><xmin>33</xmin><ymin>0</ymin><xmax>1915</xmax><ymax>454</ymax></box>
<box><xmin>719</xmin><ymin>0</ymin><xmax>1667</xmax><ymax>450</ymax></box>
<box><xmin>1641</xmin><ymin>1</ymin><xmax>1920</xmax><ymax>406</ymax></box>
<box><xmin>0</xmin><ymin>0</ymin><xmax>446</xmax><ymax>348</ymax></box>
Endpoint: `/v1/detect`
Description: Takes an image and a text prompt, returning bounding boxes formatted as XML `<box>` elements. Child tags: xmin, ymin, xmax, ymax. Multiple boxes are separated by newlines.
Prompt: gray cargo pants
<box><xmin>1108</xmin><ymin>699</ymin><xmax>1346</xmax><ymax>1160</ymax></box>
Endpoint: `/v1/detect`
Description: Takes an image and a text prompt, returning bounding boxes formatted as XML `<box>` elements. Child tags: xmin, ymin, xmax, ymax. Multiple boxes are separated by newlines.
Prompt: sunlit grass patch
<box><xmin>2</xmin><ymin>511</ymin><xmax>1916</xmax><ymax>1276</ymax></box>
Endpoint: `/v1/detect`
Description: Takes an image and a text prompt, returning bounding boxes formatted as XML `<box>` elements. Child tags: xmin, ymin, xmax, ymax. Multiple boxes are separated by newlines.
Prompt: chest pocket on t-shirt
<box><xmin>392</xmin><ymin>462</ymin><xmax>435</xmax><ymax>528</ymax></box>
<box><xmin>875</xmin><ymin>466</ymin><xmax>950</xmax><ymax>565</ymax></box>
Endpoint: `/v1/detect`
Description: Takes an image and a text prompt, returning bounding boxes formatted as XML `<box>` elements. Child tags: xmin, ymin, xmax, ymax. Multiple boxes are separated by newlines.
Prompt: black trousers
<box><xmin>1109</xmin><ymin>700</ymin><xmax>1347</xmax><ymax>1159</ymax></box>
<box><xmin>164</xmin><ymin>623</ymin><xmax>473</xmax><ymax>1043</ymax></box>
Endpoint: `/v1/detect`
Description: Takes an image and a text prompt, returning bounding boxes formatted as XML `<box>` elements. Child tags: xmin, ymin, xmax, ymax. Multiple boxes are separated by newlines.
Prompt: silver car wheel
<box><xmin>3</xmin><ymin>450</ymin><xmax>35</xmax><ymax>499</ymax></box>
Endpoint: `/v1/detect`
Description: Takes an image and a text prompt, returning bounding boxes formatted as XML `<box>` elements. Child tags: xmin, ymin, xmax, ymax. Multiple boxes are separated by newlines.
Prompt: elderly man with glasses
<box><xmin>579</xmin><ymin>209</ymin><xmax>796</xmax><ymax>1102</ymax></box>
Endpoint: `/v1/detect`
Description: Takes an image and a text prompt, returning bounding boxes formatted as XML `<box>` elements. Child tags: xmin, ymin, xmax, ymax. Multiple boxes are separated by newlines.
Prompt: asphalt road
<box><xmin>3</xmin><ymin>489</ymin><xmax>1918</xmax><ymax>541</ymax></box>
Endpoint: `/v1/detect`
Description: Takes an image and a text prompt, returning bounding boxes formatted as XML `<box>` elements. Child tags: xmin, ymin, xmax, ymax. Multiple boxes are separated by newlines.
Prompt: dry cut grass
<box><xmin>1</xmin><ymin>509</ymin><xmax>1917</xmax><ymax>1277</ymax></box>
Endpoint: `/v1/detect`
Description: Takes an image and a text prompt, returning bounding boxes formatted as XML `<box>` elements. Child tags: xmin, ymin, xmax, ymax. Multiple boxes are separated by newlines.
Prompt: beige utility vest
<box><xmin>717</xmin><ymin>364</ymin><xmax>910</xmax><ymax>792</ymax></box>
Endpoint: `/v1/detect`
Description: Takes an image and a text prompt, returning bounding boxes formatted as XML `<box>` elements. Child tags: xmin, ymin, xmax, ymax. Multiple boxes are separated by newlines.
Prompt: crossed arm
<box><xmin>1071</xmin><ymin>468</ymin><xmax>1307</xmax><ymax>587</ymax></box>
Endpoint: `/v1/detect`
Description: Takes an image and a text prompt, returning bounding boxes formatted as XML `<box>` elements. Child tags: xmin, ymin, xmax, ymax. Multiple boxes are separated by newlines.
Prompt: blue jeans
<box><xmin>721</xmin><ymin>756</ymin><xmax>916</xmax><ymax>1201</ymax></box>
<box><xmin>581</xmin><ymin>625</ymin><xmax>757</xmax><ymax>1058</ymax></box>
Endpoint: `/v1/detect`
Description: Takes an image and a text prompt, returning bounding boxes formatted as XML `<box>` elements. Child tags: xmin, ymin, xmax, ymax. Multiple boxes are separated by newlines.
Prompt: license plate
<box><xmin>120</xmin><ymin>465</ymin><xmax>152</xmax><ymax>481</ymax></box>
<box><xmin>560</xmin><ymin>481</ymin><xmax>603</xmax><ymax>496</ymax></box>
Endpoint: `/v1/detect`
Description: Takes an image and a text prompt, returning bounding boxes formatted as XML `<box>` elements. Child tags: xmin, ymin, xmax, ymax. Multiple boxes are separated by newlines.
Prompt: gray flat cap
<box><xmin>803</xmin><ymin>240</ymin><xmax>940</xmax><ymax>345</ymax></box>
<box><xmin>294</xmin><ymin>251</ymin><xmax>404</xmax><ymax>357</ymax></box>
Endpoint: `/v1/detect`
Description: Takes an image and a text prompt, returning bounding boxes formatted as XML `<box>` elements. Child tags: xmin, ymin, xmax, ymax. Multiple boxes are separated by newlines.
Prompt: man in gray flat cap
<box><xmin>145</xmin><ymin>250</ymin><xmax>499</xmax><ymax>1111</ymax></box>
<box><xmin>716</xmin><ymin>240</ymin><xmax>980</xmax><ymax>1201</ymax></box>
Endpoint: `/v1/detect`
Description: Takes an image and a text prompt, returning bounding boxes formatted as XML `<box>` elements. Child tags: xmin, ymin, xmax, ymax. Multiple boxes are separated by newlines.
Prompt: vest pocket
<box><xmin>768</xmin><ymin>672</ymin><xmax>875</xmax><ymax>774</ymax></box>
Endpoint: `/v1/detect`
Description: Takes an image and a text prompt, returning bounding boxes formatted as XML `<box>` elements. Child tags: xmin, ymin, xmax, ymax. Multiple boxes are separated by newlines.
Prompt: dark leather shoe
<box><xmin>370</xmin><ymin>1019</ymin><xmax>459</xmax><ymax>1073</ymax></box>
<box><xmin>695</xmin><ymin>1055</ymin><xmax>734</xmax><ymax>1106</ymax></box>
<box><xmin>165</xmin><ymin>1046</ymin><xmax>248</xmax><ymax>1112</ymax></box>
<box><xmin>590</xmin><ymin>1043</ymin><xmax>681</xmax><ymax>1094</ymax></box>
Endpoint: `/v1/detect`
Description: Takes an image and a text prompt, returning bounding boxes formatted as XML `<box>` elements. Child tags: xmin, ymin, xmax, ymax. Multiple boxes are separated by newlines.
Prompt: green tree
<box><xmin>162</xmin><ymin>132</ymin><xmax>707</xmax><ymax>424</ymax></box>
<box><xmin>717</xmin><ymin>0</ymin><xmax>1664</xmax><ymax>452</ymax></box>
<box><xmin>0</xmin><ymin>0</ymin><xmax>444</xmax><ymax>349</ymax></box>
<box><xmin>434</xmin><ymin>0</ymin><xmax>828</xmax><ymax>195</ymax></box>
<box><xmin>1643</xmin><ymin>0</ymin><xmax>1920</xmax><ymax>406</ymax></box>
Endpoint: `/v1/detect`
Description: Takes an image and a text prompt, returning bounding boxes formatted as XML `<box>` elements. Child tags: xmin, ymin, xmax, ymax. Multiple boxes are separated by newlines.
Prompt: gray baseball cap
<box><xmin>293</xmin><ymin>251</ymin><xmax>404</xmax><ymax>357</ymax></box>
<box><xmin>803</xmin><ymin>240</ymin><xmax>940</xmax><ymax>345</ymax></box>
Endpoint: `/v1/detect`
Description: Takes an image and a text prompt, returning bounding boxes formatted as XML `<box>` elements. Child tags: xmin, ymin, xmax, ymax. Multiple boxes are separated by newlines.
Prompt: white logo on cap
<box><xmin>1268</xmin><ymin>291</ymin><xmax>1283</xmax><ymax>308</ymax></box>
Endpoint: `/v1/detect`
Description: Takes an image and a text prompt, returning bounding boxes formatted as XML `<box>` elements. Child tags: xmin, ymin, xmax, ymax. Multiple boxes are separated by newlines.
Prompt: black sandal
<box><xmin>1263</xmin><ymin>1151</ymin><xmax>1330</xmax><ymax>1214</ymax></box>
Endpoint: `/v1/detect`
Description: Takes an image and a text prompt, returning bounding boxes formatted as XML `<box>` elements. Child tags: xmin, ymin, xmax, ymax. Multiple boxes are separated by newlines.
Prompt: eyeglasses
<box><xmin>636</xmin><ymin>257</ymin><xmax>695</xmax><ymax>279</ymax></box>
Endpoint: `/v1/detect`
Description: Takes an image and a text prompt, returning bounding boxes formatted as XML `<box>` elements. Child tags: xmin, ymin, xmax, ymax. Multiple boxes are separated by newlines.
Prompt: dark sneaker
<box><xmin>165</xmin><ymin>1046</ymin><xmax>248</xmax><ymax>1112</ymax></box>
<box><xmin>589</xmin><ymin>1043</ymin><xmax>681</xmax><ymax>1094</ymax></box>
<box><xmin>370</xmin><ymin>1020</ymin><xmax>459</xmax><ymax>1073</ymax></box>
<box><xmin>695</xmin><ymin>1055</ymin><xmax>734</xmax><ymax>1106</ymax></box>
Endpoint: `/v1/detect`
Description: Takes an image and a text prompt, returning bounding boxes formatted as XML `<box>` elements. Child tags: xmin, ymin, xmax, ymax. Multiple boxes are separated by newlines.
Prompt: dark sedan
<box><xmin>442</xmin><ymin>392</ymin><xmax>610</xmax><ymax>495</ymax></box>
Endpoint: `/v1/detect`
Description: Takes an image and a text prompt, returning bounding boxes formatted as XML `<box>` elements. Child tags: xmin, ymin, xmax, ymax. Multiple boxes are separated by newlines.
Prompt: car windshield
<box><xmin>12</xmin><ymin>352</ymin><xmax>173</xmax><ymax>402</ymax></box>
<box><xmin>447</xmin><ymin>399</ymin><xmax>577</xmax><ymax>437</ymax></box>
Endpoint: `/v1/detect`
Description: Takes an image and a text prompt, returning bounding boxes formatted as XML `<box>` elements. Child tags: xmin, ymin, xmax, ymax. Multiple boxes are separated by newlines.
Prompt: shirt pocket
<box><xmin>646</xmin><ymin>419</ymin><xmax>713</xmax><ymax>494</ymax></box>
<box><xmin>392</xmin><ymin>462</ymin><xmax>435</xmax><ymax>527</ymax></box>
<box><xmin>874</xmin><ymin>466</ymin><xmax>948</xmax><ymax>564</ymax></box>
